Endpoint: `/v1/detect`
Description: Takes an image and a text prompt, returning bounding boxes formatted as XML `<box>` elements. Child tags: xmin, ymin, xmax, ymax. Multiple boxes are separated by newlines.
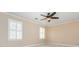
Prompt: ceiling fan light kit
<box><xmin>47</xmin><ymin>18</ymin><xmax>51</xmax><ymax>22</ymax></box>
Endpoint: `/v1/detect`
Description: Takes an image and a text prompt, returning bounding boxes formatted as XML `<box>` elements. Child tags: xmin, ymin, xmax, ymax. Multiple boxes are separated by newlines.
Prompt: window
<box><xmin>8</xmin><ymin>19</ymin><xmax>23</xmax><ymax>40</ymax></box>
<box><xmin>40</xmin><ymin>27</ymin><xmax>45</xmax><ymax>40</ymax></box>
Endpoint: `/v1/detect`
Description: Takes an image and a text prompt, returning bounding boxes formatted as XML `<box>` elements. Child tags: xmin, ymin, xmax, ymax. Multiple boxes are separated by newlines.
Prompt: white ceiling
<box><xmin>8</xmin><ymin>12</ymin><xmax>79</xmax><ymax>27</ymax></box>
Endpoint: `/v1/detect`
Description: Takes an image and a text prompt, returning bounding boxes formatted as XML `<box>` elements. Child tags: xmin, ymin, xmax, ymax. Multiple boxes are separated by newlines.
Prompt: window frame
<box><xmin>40</xmin><ymin>27</ymin><xmax>45</xmax><ymax>40</ymax></box>
<box><xmin>8</xmin><ymin>19</ymin><xmax>23</xmax><ymax>41</ymax></box>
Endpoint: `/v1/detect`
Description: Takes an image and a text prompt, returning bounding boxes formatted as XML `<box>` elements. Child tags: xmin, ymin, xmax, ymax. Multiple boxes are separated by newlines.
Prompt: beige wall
<box><xmin>46</xmin><ymin>21</ymin><xmax>79</xmax><ymax>45</ymax></box>
<box><xmin>1</xmin><ymin>12</ymin><xmax>79</xmax><ymax>46</ymax></box>
<box><xmin>0</xmin><ymin>12</ymin><xmax>41</xmax><ymax>47</ymax></box>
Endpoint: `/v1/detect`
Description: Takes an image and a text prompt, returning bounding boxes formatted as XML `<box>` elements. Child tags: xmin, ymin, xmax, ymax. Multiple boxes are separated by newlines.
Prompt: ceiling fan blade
<box><xmin>41</xmin><ymin>14</ymin><xmax>46</xmax><ymax>17</ymax></box>
<box><xmin>50</xmin><ymin>12</ymin><xmax>56</xmax><ymax>16</ymax></box>
<box><xmin>51</xmin><ymin>17</ymin><xmax>59</xmax><ymax>19</ymax></box>
<box><xmin>47</xmin><ymin>13</ymin><xmax>50</xmax><ymax>16</ymax></box>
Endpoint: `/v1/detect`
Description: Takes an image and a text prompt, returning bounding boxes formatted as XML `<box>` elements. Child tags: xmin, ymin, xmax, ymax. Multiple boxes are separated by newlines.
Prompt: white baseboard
<box><xmin>24</xmin><ymin>41</ymin><xmax>79</xmax><ymax>47</ymax></box>
<box><xmin>47</xmin><ymin>42</ymin><xmax>79</xmax><ymax>47</ymax></box>
<box><xmin>24</xmin><ymin>43</ymin><xmax>45</xmax><ymax>47</ymax></box>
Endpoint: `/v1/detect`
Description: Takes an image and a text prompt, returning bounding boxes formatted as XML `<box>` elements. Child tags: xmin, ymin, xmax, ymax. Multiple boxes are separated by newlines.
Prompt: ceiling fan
<box><xmin>41</xmin><ymin>12</ymin><xmax>59</xmax><ymax>22</ymax></box>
